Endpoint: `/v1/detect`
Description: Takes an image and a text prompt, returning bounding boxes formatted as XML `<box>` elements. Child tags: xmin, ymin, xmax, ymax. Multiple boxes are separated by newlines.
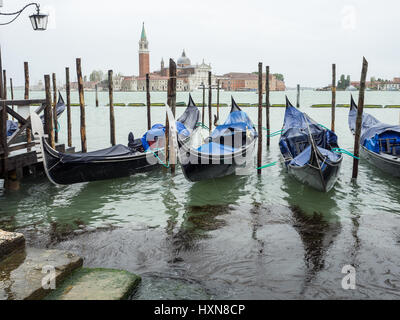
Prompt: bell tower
<box><xmin>139</xmin><ymin>22</ymin><xmax>149</xmax><ymax>77</ymax></box>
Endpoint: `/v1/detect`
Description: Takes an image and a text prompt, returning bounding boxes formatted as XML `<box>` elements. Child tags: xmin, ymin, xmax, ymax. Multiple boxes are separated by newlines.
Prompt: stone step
<box><xmin>0</xmin><ymin>247</ymin><xmax>82</xmax><ymax>300</ymax></box>
<box><xmin>0</xmin><ymin>230</ymin><xmax>25</xmax><ymax>261</ymax></box>
<box><xmin>45</xmin><ymin>268</ymin><xmax>141</xmax><ymax>300</ymax></box>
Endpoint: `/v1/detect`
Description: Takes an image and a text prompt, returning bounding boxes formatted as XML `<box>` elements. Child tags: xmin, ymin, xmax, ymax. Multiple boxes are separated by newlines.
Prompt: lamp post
<box><xmin>0</xmin><ymin>2</ymin><xmax>48</xmax><ymax>30</ymax></box>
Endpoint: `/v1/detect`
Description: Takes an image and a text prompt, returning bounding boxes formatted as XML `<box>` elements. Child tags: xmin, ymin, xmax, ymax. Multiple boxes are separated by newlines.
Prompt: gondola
<box><xmin>178</xmin><ymin>97</ymin><xmax>257</xmax><ymax>182</ymax></box>
<box><xmin>31</xmin><ymin>95</ymin><xmax>199</xmax><ymax>185</ymax></box>
<box><xmin>40</xmin><ymin>91</ymin><xmax>66</xmax><ymax>123</ymax></box>
<box><xmin>7</xmin><ymin>92</ymin><xmax>66</xmax><ymax>137</ymax></box>
<box><xmin>279</xmin><ymin>97</ymin><xmax>342</xmax><ymax>192</ymax></box>
<box><xmin>348</xmin><ymin>96</ymin><xmax>400</xmax><ymax>177</ymax></box>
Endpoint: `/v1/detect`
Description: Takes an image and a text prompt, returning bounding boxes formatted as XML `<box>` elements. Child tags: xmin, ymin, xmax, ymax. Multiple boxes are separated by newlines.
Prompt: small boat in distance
<box><xmin>178</xmin><ymin>97</ymin><xmax>258</xmax><ymax>182</ymax></box>
<box><xmin>348</xmin><ymin>96</ymin><xmax>400</xmax><ymax>177</ymax></box>
<box><xmin>32</xmin><ymin>95</ymin><xmax>199</xmax><ymax>185</ymax></box>
<box><xmin>279</xmin><ymin>97</ymin><xmax>343</xmax><ymax>192</ymax></box>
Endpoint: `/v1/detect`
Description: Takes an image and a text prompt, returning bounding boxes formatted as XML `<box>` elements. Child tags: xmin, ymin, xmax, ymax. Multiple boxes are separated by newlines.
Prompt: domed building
<box><xmin>155</xmin><ymin>49</ymin><xmax>216</xmax><ymax>91</ymax></box>
<box><xmin>177</xmin><ymin>50</ymin><xmax>191</xmax><ymax>68</ymax></box>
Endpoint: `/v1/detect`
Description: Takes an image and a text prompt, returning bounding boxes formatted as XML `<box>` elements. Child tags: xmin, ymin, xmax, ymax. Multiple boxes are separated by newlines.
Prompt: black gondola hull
<box><xmin>287</xmin><ymin>158</ymin><xmax>342</xmax><ymax>192</ymax></box>
<box><xmin>43</xmin><ymin>140</ymin><xmax>160</xmax><ymax>185</ymax></box>
<box><xmin>360</xmin><ymin>146</ymin><xmax>400</xmax><ymax>177</ymax></box>
<box><xmin>180</xmin><ymin>140</ymin><xmax>256</xmax><ymax>182</ymax></box>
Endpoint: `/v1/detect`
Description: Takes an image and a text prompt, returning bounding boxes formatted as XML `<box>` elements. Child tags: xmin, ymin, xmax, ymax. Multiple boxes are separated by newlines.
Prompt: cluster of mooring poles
<box><xmin>0</xmin><ymin>50</ymin><xmax>370</xmax><ymax>191</ymax></box>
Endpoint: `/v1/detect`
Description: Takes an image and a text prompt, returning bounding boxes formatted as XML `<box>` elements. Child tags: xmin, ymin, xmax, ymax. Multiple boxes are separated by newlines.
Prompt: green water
<box><xmin>1</xmin><ymin>89</ymin><xmax>400</xmax><ymax>299</ymax></box>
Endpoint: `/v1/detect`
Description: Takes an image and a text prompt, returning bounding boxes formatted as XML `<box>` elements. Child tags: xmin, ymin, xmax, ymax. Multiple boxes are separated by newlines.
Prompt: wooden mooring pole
<box><xmin>265</xmin><ymin>66</ymin><xmax>270</xmax><ymax>147</ymax></box>
<box><xmin>146</xmin><ymin>73</ymin><xmax>151</xmax><ymax>130</ymax></box>
<box><xmin>202</xmin><ymin>82</ymin><xmax>205</xmax><ymax>124</ymax></box>
<box><xmin>44</xmin><ymin>75</ymin><xmax>55</xmax><ymax>148</ymax></box>
<box><xmin>331</xmin><ymin>64</ymin><xmax>336</xmax><ymax>132</ymax></box>
<box><xmin>95</xmin><ymin>84</ymin><xmax>99</xmax><ymax>107</ymax></box>
<box><xmin>66</xmin><ymin>67</ymin><xmax>72</xmax><ymax>147</ymax></box>
<box><xmin>352</xmin><ymin>57</ymin><xmax>368</xmax><ymax>180</ymax></box>
<box><xmin>216</xmin><ymin>79</ymin><xmax>220</xmax><ymax>124</ymax></box>
<box><xmin>0</xmin><ymin>97</ymin><xmax>8</xmax><ymax>187</ymax></box>
<box><xmin>108</xmin><ymin>70</ymin><xmax>116</xmax><ymax>146</ymax></box>
<box><xmin>76</xmin><ymin>58</ymin><xmax>87</xmax><ymax>153</ymax></box>
<box><xmin>296</xmin><ymin>84</ymin><xmax>300</xmax><ymax>108</ymax></box>
<box><xmin>167</xmin><ymin>59</ymin><xmax>177</xmax><ymax>173</ymax></box>
<box><xmin>257</xmin><ymin>62</ymin><xmax>263</xmax><ymax>175</ymax></box>
<box><xmin>24</xmin><ymin>62</ymin><xmax>29</xmax><ymax>100</ymax></box>
<box><xmin>10</xmin><ymin>78</ymin><xmax>14</xmax><ymax>121</ymax></box>
<box><xmin>0</xmin><ymin>45</ymin><xmax>3</xmax><ymax>99</ymax></box>
<box><xmin>52</xmin><ymin>73</ymin><xmax>58</xmax><ymax>143</ymax></box>
<box><xmin>24</xmin><ymin>62</ymin><xmax>32</xmax><ymax>150</ymax></box>
<box><xmin>208</xmin><ymin>71</ymin><xmax>212</xmax><ymax>133</ymax></box>
<box><xmin>2</xmin><ymin>70</ymin><xmax>6</xmax><ymax>100</ymax></box>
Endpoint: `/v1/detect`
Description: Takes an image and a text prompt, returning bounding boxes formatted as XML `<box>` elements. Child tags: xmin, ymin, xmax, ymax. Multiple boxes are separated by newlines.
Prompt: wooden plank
<box><xmin>7</xmin><ymin>142</ymin><xmax>36</xmax><ymax>153</ymax></box>
<box><xmin>0</xmin><ymin>99</ymin><xmax>46</xmax><ymax>106</ymax></box>
<box><xmin>0</xmin><ymin>151</ymin><xmax>37</xmax><ymax>175</ymax></box>
<box><xmin>7</xmin><ymin>118</ymin><xmax>31</xmax><ymax>146</ymax></box>
<box><xmin>6</xmin><ymin>106</ymin><xmax>27</xmax><ymax>125</ymax></box>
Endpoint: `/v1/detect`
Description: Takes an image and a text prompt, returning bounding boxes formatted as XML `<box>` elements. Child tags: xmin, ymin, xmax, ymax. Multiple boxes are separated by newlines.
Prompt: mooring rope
<box><xmin>148</xmin><ymin>148</ymin><xmax>170</xmax><ymax>168</ymax></box>
<box><xmin>331</xmin><ymin>148</ymin><xmax>360</xmax><ymax>159</ymax></box>
<box><xmin>195</xmin><ymin>122</ymin><xmax>209</xmax><ymax>130</ymax></box>
<box><xmin>262</xmin><ymin>127</ymin><xmax>283</xmax><ymax>137</ymax></box>
<box><xmin>54</xmin><ymin>121</ymin><xmax>60</xmax><ymax>133</ymax></box>
<box><xmin>256</xmin><ymin>161</ymin><xmax>278</xmax><ymax>170</ymax></box>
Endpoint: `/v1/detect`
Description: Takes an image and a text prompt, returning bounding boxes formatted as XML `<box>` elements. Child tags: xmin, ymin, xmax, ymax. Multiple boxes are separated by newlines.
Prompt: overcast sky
<box><xmin>1</xmin><ymin>0</ymin><xmax>399</xmax><ymax>87</ymax></box>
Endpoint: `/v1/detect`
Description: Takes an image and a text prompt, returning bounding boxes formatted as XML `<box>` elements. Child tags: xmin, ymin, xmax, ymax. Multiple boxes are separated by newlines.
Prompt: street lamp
<box><xmin>0</xmin><ymin>2</ymin><xmax>48</xmax><ymax>30</ymax></box>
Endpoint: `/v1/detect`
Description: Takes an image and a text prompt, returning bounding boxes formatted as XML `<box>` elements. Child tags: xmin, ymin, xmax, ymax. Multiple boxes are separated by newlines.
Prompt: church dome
<box><xmin>177</xmin><ymin>49</ymin><xmax>191</xmax><ymax>66</ymax></box>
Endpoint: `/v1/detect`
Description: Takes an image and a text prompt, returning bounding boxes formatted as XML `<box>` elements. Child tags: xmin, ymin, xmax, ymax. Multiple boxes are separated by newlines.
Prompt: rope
<box><xmin>148</xmin><ymin>149</ymin><xmax>170</xmax><ymax>168</ymax></box>
<box><xmin>262</xmin><ymin>127</ymin><xmax>283</xmax><ymax>137</ymax></box>
<box><xmin>195</xmin><ymin>122</ymin><xmax>209</xmax><ymax>130</ymax></box>
<box><xmin>54</xmin><ymin>121</ymin><xmax>60</xmax><ymax>133</ymax></box>
<box><xmin>318</xmin><ymin>123</ymin><xmax>330</xmax><ymax>130</ymax></box>
<box><xmin>256</xmin><ymin>161</ymin><xmax>278</xmax><ymax>170</ymax></box>
<box><xmin>331</xmin><ymin>148</ymin><xmax>360</xmax><ymax>159</ymax></box>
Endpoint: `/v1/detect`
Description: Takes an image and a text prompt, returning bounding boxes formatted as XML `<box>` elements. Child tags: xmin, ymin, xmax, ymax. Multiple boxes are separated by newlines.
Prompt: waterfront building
<box><xmin>218</xmin><ymin>73</ymin><xmax>285</xmax><ymax>92</ymax></box>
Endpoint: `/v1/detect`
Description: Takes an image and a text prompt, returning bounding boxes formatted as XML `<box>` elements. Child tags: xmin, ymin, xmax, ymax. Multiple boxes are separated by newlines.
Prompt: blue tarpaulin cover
<box><xmin>289</xmin><ymin>145</ymin><xmax>340</xmax><ymax>167</ymax></box>
<box><xmin>348</xmin><ymin>97</ymin><xmax>400</xmax><ymax>154</ymax></box>
<box><xmin>141</xmin><ymin>122</ymin><xmax>190</xmax><ymax>151</ymax></box>
<box><xmin>197</xmin><ymin>109</ymin><xmax>257</xmax><ymax>155</ymax></box>
<box><xmin>197</xmin><ymin>142</ymin><xmax>237</xmax><ymax>155</ymax></box>
<box><xmin>7</xmin><ymin>120</ymin><xmax>18</xmax><ymax>137</ymax></box>
<box><xmin>280</xmin><ymin>102</ymin><xmax>339</xmax><ymax>166</ymax></box>
<box><xmin>210</xmin><ymin>110</ymin><xmax>257</xmax><ymax>140</ymax></box>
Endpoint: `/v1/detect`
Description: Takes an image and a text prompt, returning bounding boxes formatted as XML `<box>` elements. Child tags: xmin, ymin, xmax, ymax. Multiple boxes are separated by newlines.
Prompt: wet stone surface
<box><xmin>0</xmin><ymin>247</ymin><xmax>82</xmax><ymax>300</ymax></box>
<box><xmin>0</xmin><ymin>230</ymin><xmax>25</xmax><ymax>261</ymax></box>
<box><xmin>45</xmin><ymin>268</ymin><xmax>141</xmax><ymax>300</ymax></box>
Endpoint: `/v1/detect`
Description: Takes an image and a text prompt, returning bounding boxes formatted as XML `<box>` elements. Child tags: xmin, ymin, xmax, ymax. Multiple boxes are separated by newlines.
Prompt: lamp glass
<box><xmin>29</xmin><ymin>14</ymin><xmax>48</xmax><ymax>31</ymax></box>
